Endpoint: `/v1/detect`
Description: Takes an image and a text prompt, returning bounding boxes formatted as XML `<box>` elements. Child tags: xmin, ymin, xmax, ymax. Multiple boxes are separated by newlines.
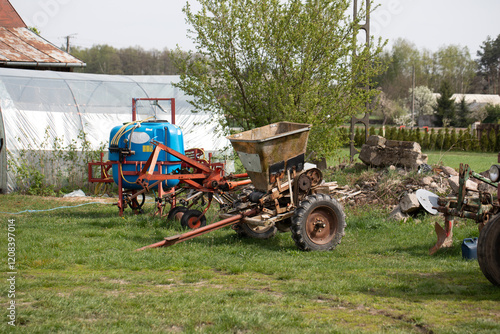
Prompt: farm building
<box><xmin>0</xmin><ymin>0</ymin><xmax>228</xmax><ymax>193</ymax></box>
<box><xmin>0</xmin><ymin>0</ymin><xmax>85</xmax><ymax>71</ymax></box>
<box><xmin>432</xmin><ymin>93</ymin><xmax>500</xmax><ymax>111</ymax></box>
<box><xmin>0</xmin><ymin>68</ymin><xmax>229</xmax><ymax>193</ymax></box>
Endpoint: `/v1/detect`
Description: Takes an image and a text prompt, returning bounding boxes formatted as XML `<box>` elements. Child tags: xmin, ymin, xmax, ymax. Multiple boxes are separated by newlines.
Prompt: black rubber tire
<box><xmin>275</xmin><ymin>218</ymin><xmax>291</xmax><ymax>233</ymax></box>
<box><xmin>167</xmin><ymin>206</ymin><xmax>188</xmax><ymax>222</ymax></box>
<box><xmin>478</xmin><ymin>214</ymin><xmax>500</xmax><ymax>286</ymax></box>
<box><xmin>180</xmin><ymin>209</ymin><xmax>207</xmax><ymax>230</ymax></box>
<box><xmin>235</xmin><ymin>223</ymin><xmax>277</xmax><ymax>239</ymax></box>
<box><xmin>291</xmin><ymin>194</ymin><xmax>346</xmax><ymax>251</ymax></box>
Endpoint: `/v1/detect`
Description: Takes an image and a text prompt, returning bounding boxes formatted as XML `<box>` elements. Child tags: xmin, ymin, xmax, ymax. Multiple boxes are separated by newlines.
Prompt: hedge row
<box><xmin>348</xmin><ymin>126</ymin><xmax>500</xmax><ymax>152</ymax></box>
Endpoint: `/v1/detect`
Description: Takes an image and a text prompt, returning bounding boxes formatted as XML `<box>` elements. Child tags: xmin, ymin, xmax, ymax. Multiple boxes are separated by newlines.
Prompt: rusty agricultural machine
<box><xmin>89</xmin><ymin>102</ymin><xmax>346</xmax><ymax>252</ymax></box>
<box><xmin>431</xmin><ymin>161</ymin><xmax>500</xmax><ymax>286</ymax></box>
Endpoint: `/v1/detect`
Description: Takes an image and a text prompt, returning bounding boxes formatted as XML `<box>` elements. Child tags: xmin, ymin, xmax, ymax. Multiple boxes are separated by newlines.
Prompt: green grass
<box><xmin>332</xmin><ymin>148</ymin><xmax>497</xmax><ymax>173</ymax></box>
<box><xmin>424</xmin><ymin>151</ymin><xmax>498</xmax><ymax>172</ymax></box>
<box><xmin>1</xmin><ymin>194</ymin><xmax>499</xmax><ymax>333</ymax></box>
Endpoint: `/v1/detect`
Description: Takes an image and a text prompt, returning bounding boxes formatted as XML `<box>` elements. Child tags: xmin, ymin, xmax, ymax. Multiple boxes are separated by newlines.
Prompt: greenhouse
<box><xmin>0</xmin><ymin>68</ymin><xmax>229</xmax><ymax>193</ymax></box>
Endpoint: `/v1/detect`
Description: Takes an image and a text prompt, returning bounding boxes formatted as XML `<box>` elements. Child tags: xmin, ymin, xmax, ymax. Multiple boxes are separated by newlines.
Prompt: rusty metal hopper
<box><xmin>228</xmin><ymin>122</ymin><xmax>311</xmax><ymax>192</ymax></box>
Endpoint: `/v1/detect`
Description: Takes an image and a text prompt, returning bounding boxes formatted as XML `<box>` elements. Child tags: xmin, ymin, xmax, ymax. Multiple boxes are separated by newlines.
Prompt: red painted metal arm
<box><xmin>136</xmin><ymin>208</ymin><xmax>258</xmax><ymax>251</ymax></box>
<box><xmin>152</xmin><ymin>140</ymin><xmax>212</xmax><ymax>173</ymax></box>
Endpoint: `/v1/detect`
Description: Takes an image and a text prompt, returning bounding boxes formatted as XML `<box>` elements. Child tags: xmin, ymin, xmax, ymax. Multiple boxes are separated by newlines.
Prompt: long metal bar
<box><xmin>136</xmin><ymin>208</ymin><xmax>258</xmax><ymax>251</ymax></box>
<box><xmin>153</xmin><ymin>141</ymin><xmax>213</xmax><ymax>173</ymax></box>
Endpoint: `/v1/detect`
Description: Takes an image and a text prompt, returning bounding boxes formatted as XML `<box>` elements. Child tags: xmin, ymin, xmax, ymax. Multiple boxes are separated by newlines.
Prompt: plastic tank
<box><xmin>109</xmin><ymin>120</ymin><xmax>184</xmax><ymax>189</ymax></box>
<box><xmin>461</xmin><ymin>237</ymin><xmax>478</xmax><ymax>260</ymax></box>
<box><xmin>228</xmin><ymin>122</ymin><xmax>311</xmax><ymax>192</ymax></box>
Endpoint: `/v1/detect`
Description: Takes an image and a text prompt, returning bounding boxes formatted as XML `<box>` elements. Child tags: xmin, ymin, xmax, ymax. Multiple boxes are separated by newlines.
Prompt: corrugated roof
<box><xmin>0</xmin><ymin>27</ymin><xmax>85</xmax><ymax>68</ymax></box>
<box><xmin>452</xmin><ymin>94</ymin><xmax>500</xmax><ymax>105</ymax></box>
<box><xmin>0</xmin><ymin>0</ymin><xmax>26</xmax><ymax>28</ymax></box>
<box><xmin>0</xmin><ymin>0</ymin><xmax>85</xmax><ymax>69</ymax></box>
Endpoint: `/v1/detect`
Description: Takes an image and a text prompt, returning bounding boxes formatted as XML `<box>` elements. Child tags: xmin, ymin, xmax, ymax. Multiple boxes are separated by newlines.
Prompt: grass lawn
<box><xmin>333</xmin><ymin>149</ymin><xmax>498</xmax><ymax>173</ymax></box>
<box><xmin>1</xmin><ymin>194</ymin><xmax>499</xmax><ymax>333</ymax></box>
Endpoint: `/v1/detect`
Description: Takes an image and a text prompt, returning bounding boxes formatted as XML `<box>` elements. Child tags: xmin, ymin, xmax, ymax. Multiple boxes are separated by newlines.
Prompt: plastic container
<box><xmin>461</xmin><ymin>237</ymin><xmax>478</xmax><ymax>260</ymax></box>
<box><xmin>228</xmin><ymin>122</ymin><xmax>311</xmax><ymax>192</ymax></box>
<box><xmin>109</xmin><ymin>120</ymin><xmax>184</xmax><ymax>189</ymax></box>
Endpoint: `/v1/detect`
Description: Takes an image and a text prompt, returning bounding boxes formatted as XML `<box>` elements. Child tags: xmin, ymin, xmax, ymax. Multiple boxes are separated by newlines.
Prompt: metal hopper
<box><xmin>228</xmin><ymin>122</ymin><xmax>312</xmax><ymax>192</ymax></box>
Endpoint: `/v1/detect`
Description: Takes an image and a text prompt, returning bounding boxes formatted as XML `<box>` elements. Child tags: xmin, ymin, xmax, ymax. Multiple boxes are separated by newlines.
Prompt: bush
<box><xmin>7</xmin><ymin>127</ymin><xmax>107</xmax><ymax>195</ymax></box>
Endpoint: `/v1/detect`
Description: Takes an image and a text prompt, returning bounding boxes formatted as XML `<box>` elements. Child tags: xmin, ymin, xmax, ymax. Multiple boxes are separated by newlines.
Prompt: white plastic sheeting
<box><xmin>0</xmin><ymin>68</ymin><xmax>230</xmax><ymax>192</ymax></box>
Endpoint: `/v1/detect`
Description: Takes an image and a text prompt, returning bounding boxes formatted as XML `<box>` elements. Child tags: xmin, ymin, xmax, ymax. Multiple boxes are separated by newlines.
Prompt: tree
<box><xmin>408</xmin><ymin>85</ymin><xmax>435</xmax><ymax>117</ymax></box>
<box><xmin>435</xmin><ymin>45</ymin><xmax>476</xmax><ymax>93</ymax></box>
<box><xmin>453</xmin><ymin>96</ymin><xmax>470</xmax><ymax>127</ymax></box>
<box><xmin>375</xmin><ymin>38</ymin><xmax>420</xmax><ymax>100</ymax></box>
<box><xmin>172</xmin><ymin>0</ymin><xmax>386</xmax><ymax>158</ymax></box>
<box><xmin>71</xmin><ymin>45</ymin><xmax>181</xmax><ymax>75</ymax></box>
<box><xmin>371</xmin><ymin>89</ymin><xmax>403</xmax><ymax>125</ymax></box>
<box><xmin>483</xmin><ymin>104</ymin><xmax>500</xmax><ymax>124</ymax></box>
<box><xmin>476</xmin><ymin>34</ymin><xmax>500</xmax><ymax>94</ymax></box>
<box><xmin>71</xmin><ymin>45</ymin><xmax>123</xmax><ymax>74</ymax></box>
<box><xmin>434</xmin><ymin>80</ymin><xmax>455</xmax><ymax>127</ymax></box>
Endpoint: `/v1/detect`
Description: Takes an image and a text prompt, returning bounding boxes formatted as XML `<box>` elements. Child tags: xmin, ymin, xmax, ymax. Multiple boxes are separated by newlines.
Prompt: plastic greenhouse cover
<box><xmin>0</xmin><ymin>68</ymin><xmax>230</xmax><ymax>192</ymax></box>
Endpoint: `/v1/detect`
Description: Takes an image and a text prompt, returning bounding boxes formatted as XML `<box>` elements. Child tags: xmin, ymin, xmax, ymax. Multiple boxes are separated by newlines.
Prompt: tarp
<box><xmin>0</xmin><ymin>68</ymin><xmax>230</xmax><ymax>192</ymax></box>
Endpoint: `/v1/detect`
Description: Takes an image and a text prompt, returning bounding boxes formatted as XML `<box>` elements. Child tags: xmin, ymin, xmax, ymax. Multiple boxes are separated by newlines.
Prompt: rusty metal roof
<box><xmin>0</xmin><ymin>0</ymin><xmax>26</xmax><ymax>28</ymax></box>
<box><xmin>0</xmin><ymin>0</ymin><xmax>85</xmax><ymax>68</ymax></box>
<box><xmin>0</xmin><ymin>27</ymin><xmax>85</xmax><ymax>68</ymax></box>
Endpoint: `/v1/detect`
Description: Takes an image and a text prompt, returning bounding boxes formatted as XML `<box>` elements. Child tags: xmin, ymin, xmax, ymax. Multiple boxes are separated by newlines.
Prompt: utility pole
<box><xmin>411</xmin><ymin>65</ymin><xmax>415</xmax><ymax>126</ymax></box>
<box><xmin>64</xmin><ymin>34</ymin><xmax>77</xmax><ymax>53</ymax></box>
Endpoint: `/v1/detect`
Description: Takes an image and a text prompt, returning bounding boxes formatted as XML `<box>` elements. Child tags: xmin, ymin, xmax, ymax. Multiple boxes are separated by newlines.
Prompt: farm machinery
<box><xmin>89</xmin><ymin>100</ymin><xmax>346</xmax><ymax>251</ymax></box>
<box><xmin>432</xmin><ymin>161</ymin><xmax>500</xmax><ymax>286</ymax></box>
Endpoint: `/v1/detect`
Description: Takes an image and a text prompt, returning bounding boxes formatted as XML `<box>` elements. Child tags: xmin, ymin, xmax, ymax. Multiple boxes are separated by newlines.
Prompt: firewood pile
<box><xmin>321</xmin><ymin>163</ymin><xmax>488</xmax><ymax>221</ymax></box>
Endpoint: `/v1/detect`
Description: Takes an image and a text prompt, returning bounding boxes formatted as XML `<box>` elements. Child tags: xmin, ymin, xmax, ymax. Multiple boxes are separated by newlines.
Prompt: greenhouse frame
<box><xmin>0</xmin><ymin>68</ymin><xmax>229</xmax><ymax>193</ymax></box>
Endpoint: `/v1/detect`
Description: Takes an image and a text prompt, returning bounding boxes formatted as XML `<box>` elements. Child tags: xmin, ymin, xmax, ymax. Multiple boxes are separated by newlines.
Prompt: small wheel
<box><xmin>291</xmin><ymin>194</ymin><xmax>346</xmax><ymax>251</ymax></box>
<box><xmin>478</xmin><ymin>214</ymin><xmax>500</xmax><ymax>286</ymax></box>
<box><xmin>180</xmin><ymin>210</ymin><xmax>207</xmax><ymax>230</ymax></box>
<box><xmin>235</xmin><ymin>223</ymin><xmax>277</xmax><ymax>239</ymax></box>
<box><xmin>131</xmin><ymin>193</ymin><xmax>146</xmax><ymax>210</ymax></box>
<box><xmin>167</xmin><ymin>206</ymin><xmax>188</xmax><ymax>222</ymax></box>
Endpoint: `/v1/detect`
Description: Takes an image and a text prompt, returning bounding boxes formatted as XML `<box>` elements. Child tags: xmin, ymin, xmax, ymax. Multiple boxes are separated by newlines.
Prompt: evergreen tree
<box><xmin>450</xmin><ymin>128</ymin><xmax>457</xmax><ymax>150</ymax></box>
<box><xmin>453</xmin><ymin>96</ymin><xmax>470</xmax><ymax>127</ymax></box>
<box><xmin>422</xmin><ymin>129</ymin><xmax>430</xmax><ymax>150</ymax></box>
<box><xmin>457</xmin><ymin>129</ymin><xmax>464</xmax><ymax>150</ymax></box>
<box><xmin>415</xmin><ymin>128</ymin><xmax>422</xmax><ymax>144</ymax></box>
<box><xmin>436</xmin><ymin>129</ymin><xmax>444</xmax><ymax>150</ymax></box>
<box><xmin>496</xmin><ymin>130</ymin><xmax>500</xmax><ymax>152</ymax></box>
<box><xmin>472</xmin><ymin>129</ymin><xmax>481</xmax><ymax>151</ymax></box>
<box><xmin>480</xmin><ymin>131</ymin><xmax>489</xmax><ymax>152</ymax></box>
<box><xmin>434</xmin><ymin>80</ymin><xmax>455</xmax><ymax>126</ymax></box>
<box><xmin>443</xmin><ymin>128</ymin><xmax>451</xmax><ymax>150</ymax></box>
<box><xmin>397</xmin><ymin>128</ymin><xmax>404</xmax><ymax>141</ymax></box>
<box><xmin>488</xmin><ymin>129</ymin><xmax>497</xmax><ymax>152</ymax></box>
<box><xmin>429</xmin><ymin>128</ymin><xmax>436</xmax><ymax>150</ymax></box>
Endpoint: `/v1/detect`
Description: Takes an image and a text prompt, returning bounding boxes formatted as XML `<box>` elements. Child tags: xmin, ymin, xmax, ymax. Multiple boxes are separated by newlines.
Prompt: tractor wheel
<box><xmin>478</xmin><ymin>214</ymin><xmax>500</xmax><ymax>286</ymax></box>
<box><xmin>291</xmin><ymin>194</ymin><xmax>346</xmax><ymax>251</ymax></box>
<box><xmin>167</xmin><ymin>206</ymin><xmax>188</xmax><ymax>222</ymax></box>
<box><xmin>180</xmin><ymin>210</ymin><xmax>207</xmax><ymax>230</ymax></box>
<box><xmin>235</xmin><ymin>223</ymin><xmax>277</xmax><ymax>239</ymax></box>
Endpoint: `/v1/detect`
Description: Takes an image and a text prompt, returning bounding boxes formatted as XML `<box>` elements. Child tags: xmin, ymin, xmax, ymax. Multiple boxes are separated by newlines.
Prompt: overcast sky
<box><xmin>9</xmin><ymin>0</ymin><xmax>500</xmax><ymax>57</ymax></box>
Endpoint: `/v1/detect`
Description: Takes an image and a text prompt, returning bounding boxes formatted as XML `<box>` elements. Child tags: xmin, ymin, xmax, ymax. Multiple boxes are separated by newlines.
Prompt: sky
<box><xmin>8</xmin><ymin>0</ymin><xmax>500</xmax><ymax>57</ymax></box>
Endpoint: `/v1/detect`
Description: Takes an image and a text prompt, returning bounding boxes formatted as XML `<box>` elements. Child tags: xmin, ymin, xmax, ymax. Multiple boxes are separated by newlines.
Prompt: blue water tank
<box><xmin>109</xmin><ymin>120</ymin><xmax>184</xmax><ymax>190</ymax></box>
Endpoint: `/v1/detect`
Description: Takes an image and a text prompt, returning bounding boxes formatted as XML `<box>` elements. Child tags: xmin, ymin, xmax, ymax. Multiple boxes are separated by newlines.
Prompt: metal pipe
<box><xmin>136</xmin><ymin>208</ymin><xmax>258</xmax><ymax>250</ymax></box>
<box><xmin>0</xmin><ymin>61</ymin><xmax>86</xmax><ymax>68</ymax></box>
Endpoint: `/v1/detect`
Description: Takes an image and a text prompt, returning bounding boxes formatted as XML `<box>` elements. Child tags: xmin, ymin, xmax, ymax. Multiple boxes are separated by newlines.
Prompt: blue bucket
<box><xmin>461</xmin><ymin>238</ymin><xmax>478</xmax><ymax>260</ymax></box>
